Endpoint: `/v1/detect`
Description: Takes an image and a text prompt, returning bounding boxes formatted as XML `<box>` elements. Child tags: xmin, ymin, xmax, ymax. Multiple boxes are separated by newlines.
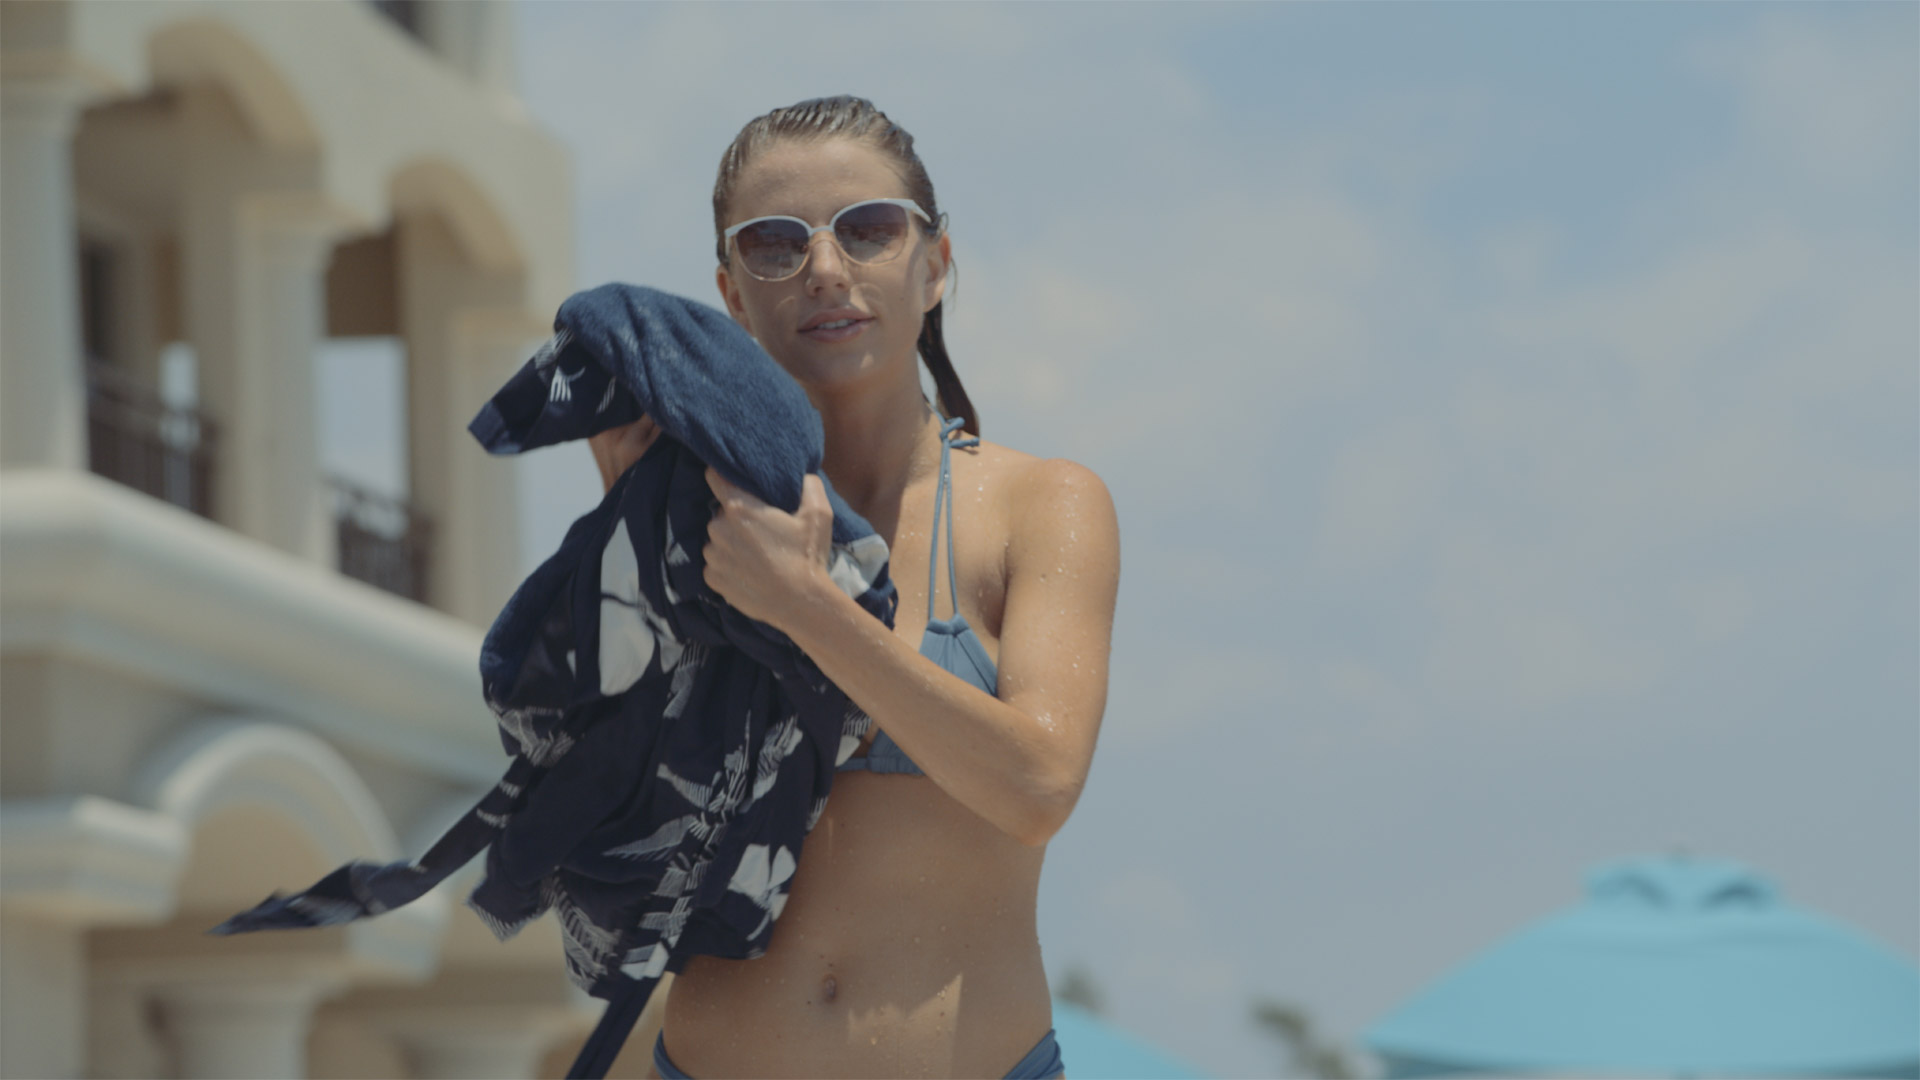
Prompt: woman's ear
<box><xmin>715</xmin><ymin>264</ymin><xmax>752</xmax><ymax>331</ymax></box>
<box><xmin>922</xmin><ymin>230</ymin><xmax>952</xmax><ymax>312</ymax></box>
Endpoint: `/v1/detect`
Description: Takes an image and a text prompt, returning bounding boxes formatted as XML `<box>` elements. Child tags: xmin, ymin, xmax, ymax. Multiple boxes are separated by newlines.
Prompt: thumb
<box><xmin>801</xmin><ymin>473</ymin><xmax>836</xmax><ymax>561</ymax></box>
<box><xmin>800</xmin><ymin>472</ymin><xmax>831</xmax><ymax>512</ymax></box>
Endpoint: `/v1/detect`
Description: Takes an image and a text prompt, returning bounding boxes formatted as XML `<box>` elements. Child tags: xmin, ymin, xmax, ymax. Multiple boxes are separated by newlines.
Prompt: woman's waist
<box><xmin>671</xmin><ymin>894</ymin><xmax>1048</xmax><ymax>1011</ymax></box>
<box><xmin>664</xmin><ymin>930</ymin><xmax>1053</xmax><ymax>1079</ymax></box>
<box><xmin>657</xmin><ymin>776</ymin><xmax>1053</xmax><ymax>1070</ymax></box>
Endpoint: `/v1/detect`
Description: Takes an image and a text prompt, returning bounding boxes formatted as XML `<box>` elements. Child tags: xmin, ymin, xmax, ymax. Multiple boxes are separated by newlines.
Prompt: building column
<box><xmin>436</xmin><ymin>313</ymin><xmax>536</xmax><ymax>623</ymax></box>
<box><xmin>0</xmin><ymin>795</ymin><xmax>187</xmax><ymax>1080</ymax></box>
<box><xmin>153</xmin><ymin>977</ymin><xmax>345</xmax><ymax>1080</ymax></box>
<box><xmin>93</xmin><ymin>908</ymin><xmax>441</xmax><ymax>1080</ymax></box>
<box><xmin>88</xmin><ymin>981</ymin><xmax>170</xmax><ymax>1080</ymax></box>
<box><xmin>230</xmin><ymin>197</ymin><xmax>344</xmax><ymax>564</ymax></box>
<box><xmin>175</xmin><ymin>83</ymin><xmax>352</xmax><ymax>564</ymax></box>
<box><xmin>321</xmin><ymin>966</ymin><xmax>588</xmax><ymax>1080</ymax></box>
<box><xmin>0</xmin><ymin>71</ymin><xmax>94</xmax><ymax>469</ymax></box>
<box><xmin>0</xmin><ymin>915</ymin><xmax>86</xmax><ymax>1079</ymax></box>
<box><xmin>398</xmin><ymin>211</ymin><xmax>534</xmax><ymax>622</ymax></box>
<box><xmin>395</xmin><ymin>1025</ymin><xmax>564</xmax><ymax>1080</ymax></box>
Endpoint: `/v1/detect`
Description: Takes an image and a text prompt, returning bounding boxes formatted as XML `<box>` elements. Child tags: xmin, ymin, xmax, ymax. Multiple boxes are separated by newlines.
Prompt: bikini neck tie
<box><xmin>928</xmin><ymin>415</ymin><xmax>977</xmax><ymax>621</ymax></box>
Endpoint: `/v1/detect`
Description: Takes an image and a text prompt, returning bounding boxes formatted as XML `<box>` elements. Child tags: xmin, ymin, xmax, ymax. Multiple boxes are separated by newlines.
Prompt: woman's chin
<box><xmin>776</xmin><ymin>346</ymin><xmax>899</xmax><ymax>392</ymax></box>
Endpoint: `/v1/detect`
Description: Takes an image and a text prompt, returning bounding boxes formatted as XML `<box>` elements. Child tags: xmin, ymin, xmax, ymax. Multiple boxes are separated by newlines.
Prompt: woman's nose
<box><xmin>804</xmin><ymin>229</ymin><xmax>852</xmax><ymax>289</ymax></box>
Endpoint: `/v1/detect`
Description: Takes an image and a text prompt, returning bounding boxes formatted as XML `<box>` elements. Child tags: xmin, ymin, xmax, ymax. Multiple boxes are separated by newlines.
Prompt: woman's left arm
<box><xmin>703</xmin><ymin>460</ymin><xmax>1120</xmax><ymax>846</ymax></box>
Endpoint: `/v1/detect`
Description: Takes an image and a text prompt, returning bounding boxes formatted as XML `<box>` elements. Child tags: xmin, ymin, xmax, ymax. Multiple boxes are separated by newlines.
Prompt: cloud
<box><xmin>1315</xmin><ymin>422</ymin><xmax>1452</xmax><ymax>577</ymax></box>
<box><xmin>1080</xmin><ymin>868</ymin><xmax>1252</xmax><ymax>1064</ymax></box>
<box><xmin>511</xmin><ymin>6</ymin><xmax>1919</xmax><ymax>1073</ymax></box>
<box><xmin>514</xmin><ymin>0</ymin><xmax>1916</xmax><ymax>781</ymax></box>
<box><xmin>1101</xmin><ymin>639</ymin><xmax>1296</xmax><ymax>753</ymax></box>
<box><xmin>1689</xmin><ymin>6</ymin><xmax>1919</xmax><ymax>194</ymax></box>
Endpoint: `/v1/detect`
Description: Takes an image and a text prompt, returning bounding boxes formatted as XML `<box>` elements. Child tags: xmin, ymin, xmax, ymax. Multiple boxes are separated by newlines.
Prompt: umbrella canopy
<box><xmin>1363</xmin><ymin>855</ymin><xmax>1920</xmax><ymax>1078</ymax></box>
<box><xmin>1052</xmin><ymin>1000</ymin><xmax>1213</xmax><ymax>1079</ymax></box>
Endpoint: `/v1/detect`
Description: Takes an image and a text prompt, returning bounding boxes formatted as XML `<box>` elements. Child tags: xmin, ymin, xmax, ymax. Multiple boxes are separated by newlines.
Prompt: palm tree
<box><xmin>1053</xmin><ymin>963</ymin><xmax>1106</xmax><ymax>1016</ymax></box>
<box><xmin>1250</xmin><ymin>996</ymin><xmax>1360</xmax><ymax>1079</ymax></box>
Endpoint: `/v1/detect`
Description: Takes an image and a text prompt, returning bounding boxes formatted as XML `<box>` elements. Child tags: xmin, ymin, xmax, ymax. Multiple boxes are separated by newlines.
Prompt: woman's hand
<box><xmin>588</xmin><ymin>416</ymin><xmax>662</xmax><ymax>493</ymax></box>
<box><xmin>702</xmin><ymin>468</ymin><xmax>836</xmax><ymax>629</ymax></box>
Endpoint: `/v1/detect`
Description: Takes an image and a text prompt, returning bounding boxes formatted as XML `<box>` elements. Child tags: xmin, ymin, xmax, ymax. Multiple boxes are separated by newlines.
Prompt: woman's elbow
<box><xmin>1013</xmin><ymin>778</ymin><xmax>1082</xmax><ymax>847</ymax></box>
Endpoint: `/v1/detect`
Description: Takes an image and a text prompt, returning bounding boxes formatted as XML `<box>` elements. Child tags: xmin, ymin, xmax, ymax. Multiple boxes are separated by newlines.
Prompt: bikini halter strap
<box><xmin>927</xmin><ymin>415</ymin><xmax>978</xmax><ymax>621</ymax></box>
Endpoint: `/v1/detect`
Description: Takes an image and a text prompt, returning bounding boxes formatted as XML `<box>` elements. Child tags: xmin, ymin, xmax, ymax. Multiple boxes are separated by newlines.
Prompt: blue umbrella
<box><xmin>1364</xmin><ymin>855</ymin><xmax>1920</xmax><ymax>1078</ymax></box>
<box><xmin>1052</xmin><ymin>999</ymin><xmax>1214</xmax><ymax>1079</ymax></box>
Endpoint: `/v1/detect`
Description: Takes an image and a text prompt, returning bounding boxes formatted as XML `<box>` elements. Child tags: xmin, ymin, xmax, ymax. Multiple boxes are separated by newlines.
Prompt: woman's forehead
<box><xmin>727</xmin><ymin>139</ymin><xmax>912</xmax><ymax>223</ymax></box>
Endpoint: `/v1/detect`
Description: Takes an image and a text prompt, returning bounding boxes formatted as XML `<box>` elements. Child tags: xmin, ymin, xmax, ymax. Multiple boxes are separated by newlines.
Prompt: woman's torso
<box><xmin>662</xmin><ymin>436</ymin><xmax>1057</xmax><ymax>1079</ymax></box>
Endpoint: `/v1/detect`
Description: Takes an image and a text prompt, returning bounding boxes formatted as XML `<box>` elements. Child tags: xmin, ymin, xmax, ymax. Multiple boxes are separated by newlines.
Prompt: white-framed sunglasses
<box><xmin>723</xmin><ymin>198</ymin><xmax>940</xmax><ymax>282</ymax></box>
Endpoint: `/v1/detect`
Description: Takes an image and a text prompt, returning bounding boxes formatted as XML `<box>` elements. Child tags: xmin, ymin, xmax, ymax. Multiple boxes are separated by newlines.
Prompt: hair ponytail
<box><xmin>918</xmin><ymin>300</ymin><xmax>976</xmax><ymax>437</ymax></box>
<box><xmin>715</xmin><ymin>95</ymin><xmax>981</xmax><ymax>436</ymax></box>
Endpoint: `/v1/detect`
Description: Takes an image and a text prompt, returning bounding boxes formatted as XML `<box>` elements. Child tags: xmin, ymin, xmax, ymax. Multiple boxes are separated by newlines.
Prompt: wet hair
<box><xmin>713</xmin><ymin>95</ymin><xmax>978</xmax><ymax>436</ymax></box>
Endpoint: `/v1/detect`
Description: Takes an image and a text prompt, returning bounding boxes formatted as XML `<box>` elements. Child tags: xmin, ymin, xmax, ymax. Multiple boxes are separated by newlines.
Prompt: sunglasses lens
<box><xmin>735</xmin><ymin>219</ymin><xmax>810</xmax><ymax>279</ymax></box>
<box><xmin>834</xmin><ymin>202</ymin><xmax>913</xmax><ymax>264</ymax></box>
<box><xmin>731</xmin><ymin>202</ymin><xmax>919</xmax><ymax>280</ymax></box>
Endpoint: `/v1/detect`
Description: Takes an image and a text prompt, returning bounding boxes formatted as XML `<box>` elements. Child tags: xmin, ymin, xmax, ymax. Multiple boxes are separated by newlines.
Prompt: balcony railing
<box><xmin>86</xmin><ymin>363</ymin><xmax>218</xmax><ymax>518</ymax></box>
<box><xmin>332</xmin><ymin>478</ymin><xmax>433</xmax><ymax>603</ymax></box>
<box><xmin>366</xmin><ymin>0</ymin><xmax>424</xmax><ymax>40</ymax></box>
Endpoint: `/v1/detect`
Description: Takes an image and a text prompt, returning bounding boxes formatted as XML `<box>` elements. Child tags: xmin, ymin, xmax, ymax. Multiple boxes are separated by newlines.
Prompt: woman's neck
<box><xmin>815</xmin><ymin>376</ymin><xmax>941</xmax><ymax>520</ymax></box>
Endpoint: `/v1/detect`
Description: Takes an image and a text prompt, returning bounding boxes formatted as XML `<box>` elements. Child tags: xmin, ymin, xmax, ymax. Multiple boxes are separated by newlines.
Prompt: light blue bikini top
<box><xmin>837</xmin><ymin>416</ymin><xmax>999</xmax><ymax>777</ymax></box>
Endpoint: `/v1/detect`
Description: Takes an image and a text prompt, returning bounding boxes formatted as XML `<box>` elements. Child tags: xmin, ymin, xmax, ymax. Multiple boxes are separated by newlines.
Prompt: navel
<box><xmin>819</xmin><ymin>973</ymin><xmax>838</xmax><ymax>1003</ymax></box>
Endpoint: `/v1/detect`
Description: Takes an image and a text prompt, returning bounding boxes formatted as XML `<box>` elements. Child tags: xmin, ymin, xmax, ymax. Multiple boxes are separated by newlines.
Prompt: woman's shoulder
<box><xmin>965</xmin><ymin>438</ymin><xmax>1109</xmax><ymax>501</ymax></box>
<box><xmin>967</xmin><ymin>439</ymin><xmax>1118</xmax><ymax>557</ymax></box>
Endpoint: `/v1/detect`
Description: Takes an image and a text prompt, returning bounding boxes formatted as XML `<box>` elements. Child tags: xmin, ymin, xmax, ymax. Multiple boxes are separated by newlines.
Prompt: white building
<box><xmin>0</xmin><ymin>3</ymin><xmax>646</xmax><ymax>1076</ymax></box>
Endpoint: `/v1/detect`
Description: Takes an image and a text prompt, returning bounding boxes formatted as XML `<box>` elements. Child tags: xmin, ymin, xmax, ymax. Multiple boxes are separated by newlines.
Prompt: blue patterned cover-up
<box><xmin>209</xmin><ymin>284</ymin><xmax>896</xmax><ymax>1078</ymax></box>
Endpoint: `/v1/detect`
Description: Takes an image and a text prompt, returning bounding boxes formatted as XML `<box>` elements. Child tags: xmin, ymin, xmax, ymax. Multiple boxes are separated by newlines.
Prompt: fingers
<box><xmin>796</xmin><ymin>474</ymin><xmax>834</xmax><ymax>535</ymax></box>
<box><xmin>589</xmin><ymin>416</ymin><xmax>660</xmax><ymax>494</ymax></box>
<box><xmin>799</xmin><ymin>472</ymin><xmax>829</xmax><ymax>508</ymax></box>
<box><xmin>706</xmin><ymin>469</ymin><xmax>827</xmax><ymax>525</ymax></box>
<box><xmin>705</xmin><ymin>467</ymin><xmax>787</xmax><ymax>511</ymax></box>
<box><xmin>591</xmin><ymin>415</ymin><xmax>654</xmax><ymax>451</ymax></box>
<box><xmin>698</xmin><ymin>469</ymin><xmax>836</xmax><ymax>628</ymax></box>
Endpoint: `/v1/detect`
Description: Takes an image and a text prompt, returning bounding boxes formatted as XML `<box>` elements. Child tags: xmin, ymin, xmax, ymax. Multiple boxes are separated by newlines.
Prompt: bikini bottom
<box><xmin>653</xmin><ymin>1027</ymin><xmax>1065</xmax><ymax>1079</ymax></box>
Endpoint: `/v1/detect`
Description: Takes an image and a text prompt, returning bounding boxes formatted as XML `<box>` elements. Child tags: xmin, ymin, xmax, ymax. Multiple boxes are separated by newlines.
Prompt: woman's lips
<box><xmin>801</xmin><ymin>316</ymin><xmax>872</xmax><ymax>343</ymax></box>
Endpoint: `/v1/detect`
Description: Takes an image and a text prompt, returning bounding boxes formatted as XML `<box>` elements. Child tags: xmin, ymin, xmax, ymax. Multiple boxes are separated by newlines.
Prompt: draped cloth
<box><xmin>210</xmin><ymin>285</ymin><xmax>895</xmax><ymax>1077</ymax></box>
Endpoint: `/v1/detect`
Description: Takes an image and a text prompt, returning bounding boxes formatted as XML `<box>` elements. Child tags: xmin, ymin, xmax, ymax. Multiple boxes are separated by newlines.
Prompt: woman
<box><xmin>587</xmin><ymin>96</ymin><xmax>1119</xmax><ymax>1080</ymax></box>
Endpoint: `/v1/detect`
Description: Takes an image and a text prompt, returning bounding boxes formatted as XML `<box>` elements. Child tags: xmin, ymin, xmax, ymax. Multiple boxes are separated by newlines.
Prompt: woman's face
<box><xmin>716</xmin><ymin>137</ymin><xmax>950</xmax><ymax>394</ymax></box>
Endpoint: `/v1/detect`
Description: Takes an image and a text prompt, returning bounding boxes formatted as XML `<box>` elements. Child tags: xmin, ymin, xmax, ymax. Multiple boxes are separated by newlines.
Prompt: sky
<box><xmin>322</xmin><ymin>3</ymin><xmax>1918</xmax><ymax>1075</ymax></box>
